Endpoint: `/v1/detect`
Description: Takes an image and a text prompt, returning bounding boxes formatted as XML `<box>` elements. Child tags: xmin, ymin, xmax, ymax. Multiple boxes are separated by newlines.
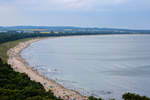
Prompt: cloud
<box><xmin>0</xmin><ymin>0</ymin><xmax>127</xmax><ymax>11</ymax></box>
<box><xmin>1</xmin><ymin>0</ymin><xmax>150</xmax><ymax>14</ymax></box>
<box><xmin>0</xmin><ymin>0</ymin><xmax>150</xmax><ymax>28</ymax></box>
<box><xmin>0</xmin><ymin>0</ymin><xmax>149</xmax><ymax>13</ymax></box>
<box><xmin>33</xmin><ymin>0</ymin><xmax>125</xmax><ymax>10</ymax></box>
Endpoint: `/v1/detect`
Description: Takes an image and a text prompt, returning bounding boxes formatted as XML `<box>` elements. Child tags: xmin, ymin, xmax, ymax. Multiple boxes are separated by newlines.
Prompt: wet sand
<box><xmin>7</xmin><ymin>37</ymin><xmax>87</xmax><ymax>100</ymax></box>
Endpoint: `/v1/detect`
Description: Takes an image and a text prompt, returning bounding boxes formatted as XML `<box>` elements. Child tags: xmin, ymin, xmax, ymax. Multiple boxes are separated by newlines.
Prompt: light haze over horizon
<box><xmin>0</xmin><ymin>0</ymin><xmax>150</xmax><ymax>29</ymax></box>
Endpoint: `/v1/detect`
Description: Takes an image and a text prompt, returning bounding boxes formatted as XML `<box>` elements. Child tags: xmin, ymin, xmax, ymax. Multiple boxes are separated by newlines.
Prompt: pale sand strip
<box><xmin>7</xmin><ymin>38</ymin><xmax>87</xmax><ymax>100</ymax></box>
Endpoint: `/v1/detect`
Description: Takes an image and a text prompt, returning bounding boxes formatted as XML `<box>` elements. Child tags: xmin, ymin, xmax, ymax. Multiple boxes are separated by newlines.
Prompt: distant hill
<box><xmin>0</xmin><ymin>26</ymin><xmax>150</xmax><ymax>34</ymax></box>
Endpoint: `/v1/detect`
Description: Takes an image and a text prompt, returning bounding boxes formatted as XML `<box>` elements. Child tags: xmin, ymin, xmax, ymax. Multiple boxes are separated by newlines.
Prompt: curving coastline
<box><xmin>7</xmin><ymin>37</ymin><xmax>87</xmax><ymax>100</ymax></box>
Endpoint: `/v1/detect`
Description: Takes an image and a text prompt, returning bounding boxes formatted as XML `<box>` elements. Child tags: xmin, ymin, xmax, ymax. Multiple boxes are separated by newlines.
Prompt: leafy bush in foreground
<box><xmin>122</xmin><ymin>93</ymin><xmax>150</xmax><ymax>100</ymax></box>
<box><xmin>88</xmin><ymin>96</ymin><xmax>104</xmax><ymax>100</ymax></box>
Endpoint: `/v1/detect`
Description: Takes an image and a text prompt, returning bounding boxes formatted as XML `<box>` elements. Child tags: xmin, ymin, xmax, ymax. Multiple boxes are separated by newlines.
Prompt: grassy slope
<box><xmin>0</xmin><ymin>38</ymin><xmax>32</xmax><ymax>62</ymax></box>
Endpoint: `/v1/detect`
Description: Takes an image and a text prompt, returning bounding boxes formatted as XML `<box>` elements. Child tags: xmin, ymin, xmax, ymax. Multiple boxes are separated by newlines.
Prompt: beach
<box><xmin>7</xmin><ymin>37</ymin><xmax>87</xmax><ymax>100</ymax></box>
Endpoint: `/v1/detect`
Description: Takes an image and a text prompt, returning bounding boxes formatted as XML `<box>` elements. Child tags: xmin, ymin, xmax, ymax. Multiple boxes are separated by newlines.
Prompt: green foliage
<box><xmin>0</xmin><ymin>58</ymin><xmax>62</xmax><ymax>100</ymax></box>
<box><xmin>0</xmin><ymin>32</ymin><xmax>50</xmax><ymax>44</ymax></box>
<box><xmin>122</xmin><ymin>93</ymin><xmax>150</xmax><ymax>100</ymax></box>
<box><xmin>88</xmin><ymin>96</ymin><xmax>104</xmax><ymax>100</ymax></box>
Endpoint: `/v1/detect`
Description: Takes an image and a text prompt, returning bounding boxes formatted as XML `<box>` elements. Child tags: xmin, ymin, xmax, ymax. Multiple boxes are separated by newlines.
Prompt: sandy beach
<box><xmin>7</xmin><ymin>38</ymin><xmax>87</xmax><ymax>100</ymax></box>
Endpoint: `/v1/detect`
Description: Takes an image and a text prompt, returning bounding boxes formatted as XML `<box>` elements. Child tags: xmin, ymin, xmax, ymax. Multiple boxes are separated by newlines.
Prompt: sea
<box><xmin>21</xmin><ymin>35</ymin><xmax>150</xmax><ymax>100</ymax></box>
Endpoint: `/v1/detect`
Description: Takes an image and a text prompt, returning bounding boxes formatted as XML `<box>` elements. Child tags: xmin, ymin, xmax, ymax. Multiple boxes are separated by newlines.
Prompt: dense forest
<box><xmin>0</xmin><ymin>32</ymin><xmax>150</xmax><ymax>100</ymax></box>
<box><xmin>0</xmin><ymin>32</ymin><xmax>52</xmax><ymax>44</ymax></box>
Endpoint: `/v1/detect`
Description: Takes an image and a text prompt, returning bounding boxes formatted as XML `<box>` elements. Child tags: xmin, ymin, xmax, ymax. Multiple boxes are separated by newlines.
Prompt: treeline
<box><xmin>0</xmin><ymin>32</ymin><xmax>52</xmax><ymax>44</ymax></box>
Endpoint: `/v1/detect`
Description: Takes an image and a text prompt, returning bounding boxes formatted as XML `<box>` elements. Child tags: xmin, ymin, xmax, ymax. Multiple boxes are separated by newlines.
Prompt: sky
<box><xmin>0</xmin><ymin>0</ymin><xmax>150</xmax><ymax>29</ymax></box>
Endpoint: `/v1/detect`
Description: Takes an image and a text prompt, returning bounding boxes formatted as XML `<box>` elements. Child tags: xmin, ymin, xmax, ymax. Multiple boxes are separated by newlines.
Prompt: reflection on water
<box><xmin>21</xmin><ymin>35</ymin><xmax>150</xmax><ymax>100</ymax></box>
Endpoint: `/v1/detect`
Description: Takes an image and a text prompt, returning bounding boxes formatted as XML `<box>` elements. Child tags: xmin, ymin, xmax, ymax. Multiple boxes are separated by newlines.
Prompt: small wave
<box><xmin>31</xmin><ymin>64</ymin><xmax>61</xmax><ymax>77</ymax></box>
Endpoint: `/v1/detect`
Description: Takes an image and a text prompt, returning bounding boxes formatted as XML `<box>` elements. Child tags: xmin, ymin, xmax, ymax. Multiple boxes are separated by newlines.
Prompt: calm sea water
<box><xmin>21</xmin><ymin>35</ymin><xmax>150</xmax><ymax>100</ymax></box>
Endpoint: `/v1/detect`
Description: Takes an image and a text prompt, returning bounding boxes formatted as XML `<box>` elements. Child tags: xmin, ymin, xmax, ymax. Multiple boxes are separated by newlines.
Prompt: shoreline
<box><xmin>7</xmin><ymin>37</ymin><xmax>87</xmax><ymax>100</ymax></box>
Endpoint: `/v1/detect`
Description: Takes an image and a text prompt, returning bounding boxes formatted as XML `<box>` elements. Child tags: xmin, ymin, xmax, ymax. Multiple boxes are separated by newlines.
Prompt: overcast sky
<box><xmin>0</xmin><ymin>0</ymin><xmax>150</xmax><ymax>29</ymax></box>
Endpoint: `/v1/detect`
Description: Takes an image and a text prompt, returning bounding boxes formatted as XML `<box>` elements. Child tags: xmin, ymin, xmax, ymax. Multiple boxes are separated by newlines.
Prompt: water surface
<box><xmin>21</xmin><ymin>35</ymin><xmax>150</xmax><ymax>100</ymax></box>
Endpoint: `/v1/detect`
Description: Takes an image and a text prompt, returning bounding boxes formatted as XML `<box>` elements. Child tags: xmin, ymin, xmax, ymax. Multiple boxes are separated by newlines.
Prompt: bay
<box><xmin>21</xmin><ymin>35</ymin><xmax>150</xmax><ymax>100</ymax></box>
